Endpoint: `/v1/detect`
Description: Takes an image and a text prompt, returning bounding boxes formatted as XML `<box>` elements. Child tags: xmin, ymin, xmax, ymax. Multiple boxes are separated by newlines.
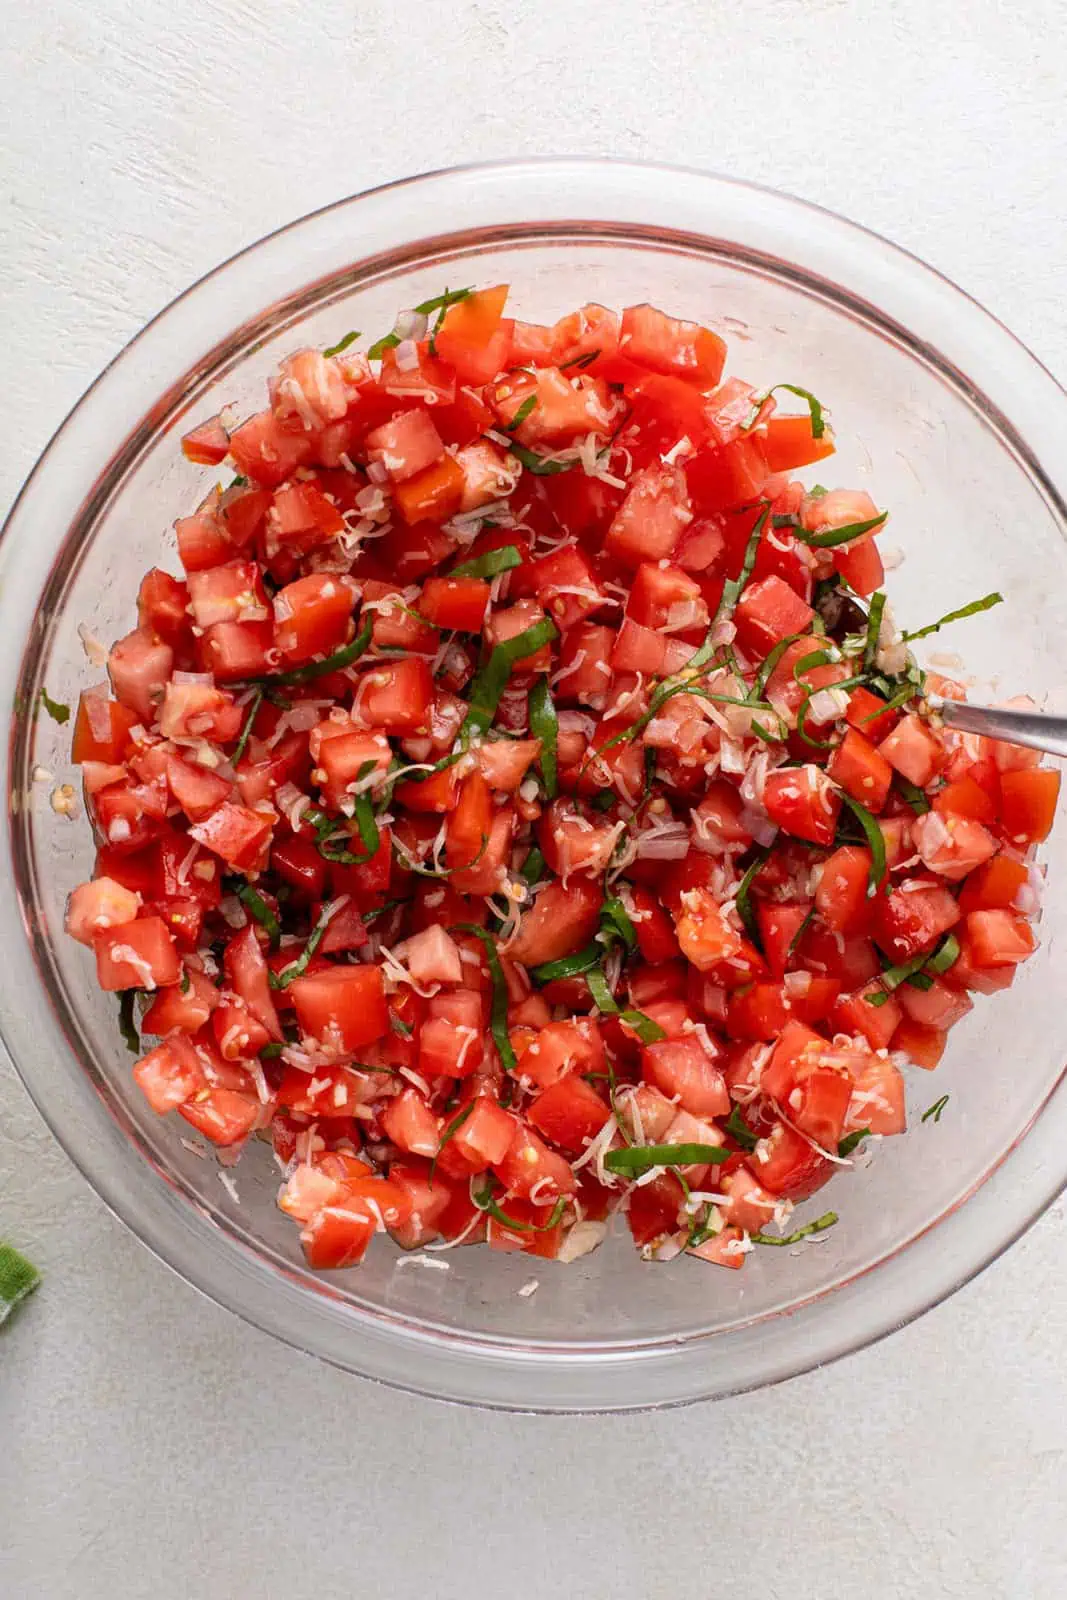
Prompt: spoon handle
<box><xmin>937</xmin><ymin>700</ymin><xmax>1067</xmax><ymax>761</ymax></box>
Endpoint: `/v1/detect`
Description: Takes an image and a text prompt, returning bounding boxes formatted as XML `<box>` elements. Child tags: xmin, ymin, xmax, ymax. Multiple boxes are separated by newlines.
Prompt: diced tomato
<box><xmin>642</xmin><ymin>1035</ymin><xmax>730</xmax><ymax>1117</ymax></box>
<box><xmin>734</xmin><ymin>575</ymin><xmax>815</xmax><ymax>659</ymax></box>
<box><xmin>815</xmin><ymin>845</ymin><xmax>874</xmax><ymax>934</ymax></box>
<box><xmin>603</xmin><ymin>463</ymin><xmax>692</xmax><ymax>568</ymax></box>
<box><xmin>964</xmin><ymin>908</ymin><xmax>1036</xmax><ymax>967</ymax></box>
<box><xmin>878</xmin><ymin>713</ymin><xmax>943</xmax><ymax>788</ymax></box>
<box><xmin>619</xmin><ymin>303</ymin><xmax>726</xmax><ymax>386</ymax></box>
<box><xmin>393</xmin><ymin>456</ymin><xmax>466</xmax><ymax>525</ymax></box>
<box><xmin>761</xmin><ymin>414</ymin><xmax>836</xmax><ymax>472</ymax></box>
<box><xmin>357</xmin><ymin>656</ymin><xmax>434</xmax><ymax>735</ymax></box>
<box><xmin>892</xmin><ymin>1018</ymin><xmax>947</xmax><ymax>1071</ymax></box>
<box><xmin>846</xmin><ymin>685</ymin><xmax>901</xmax><ymax>745</ymax></box>
<box><xmin>763</xmin><ymin>765</ymin><xmax>841</xmax><ymax>847</ymax></box>
<box><xmin>229</xmin><ymin>409</ymin><xmax>313</xmax><ymax>487</ymax></box>
<box><xmin>875</xmin><ymin>881</ymin><xmax>961</xmax><ymax>961</ymax></box>
<box><xmin>528</xmin><ymin>1076</ymin><xmax>611</xmax><ymax>1156</ymax></box>
<box><xmin>999</xmin><ymin>767</ymin><xmax>1060</xmax><ymax>846</ymax></box>
<box><xmin>142</xmin><ymin>968</ymin><xmax>219</xmax><ymax>1036</ymax></box>
<box><xmin>94</xmin><ymin>916</ymin><xmax>181</xmax><ymax>991</ymax></box>
<box><xmin>434</xmin><ymin>285</ymin><xmax>510</xmax><ymax>384</ymax></box>
<box><xmin>831</xmin><ymin>982</ymin><xmax>902</xmax><ymax>1050</ymax></box>
<box><xmin>957</xmin><ymin>855</ymin><xmax>1028</xmax><ymax>915</ymax></box>
<box><xmin>65</xmin><ymin>877</ymin><xmax>143</xmax><ymax>945</ymax></box>
<box><xmin>752</xmin><ymin>1120</ymin><xmax>831</xmax><ymax>1199</ymax></box>
<box><xmin>828</xmin><ymin>729</ymin><xmax>893</xmax><ymax>813</ymax></box>
<box><xmin>291</xmin><ymin>965</ymin><xmax>388</xmax><ymax>1051</ymax></box>
<box><xmin>273</xmin><ymin>574</ymin><xmax>355</xmax><ymax>662</ymax></box>
<box><xmin>134</xmin><ymin>1035</ymin><xmax>207</xmax><ymax>1113</ymax></box>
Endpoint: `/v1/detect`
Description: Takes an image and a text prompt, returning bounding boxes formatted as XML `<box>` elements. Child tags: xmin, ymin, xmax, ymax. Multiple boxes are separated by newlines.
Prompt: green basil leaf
<box><xmin>502</xmin><ymin>394</ymin><xmax>537</xmax><ymax>432</ymax></box>
<box><xmin>510</xmin><ymin>443</ymin><xmax>576</xmax><ymax>476</ymax></box>
<box><xmin>529</xmin><ymin>944</ymin><xmax>601</xmax><ymax>984</ymax></box>
<box><xmin>751</xmin><ymin>1210</ymin><xmax>838</xmax><ymax>1246</ymax></box>
<box><xmin>795</xmin><ymin>512</ymin><xmax>887</xmax><ymax>550</ymax></box>
<box><xmin>231</xmin><ymin>686</ymin><xmax>263</xmax><ymax>766</ymax></box>
<box><xmin>864</xmin><ymin>592</ymin><xmax>886</xmax><ymax>671</ymax></box>
<box><xmin>837</xmin><ymin>1128</ymin><xmax>871</xmax><ymax>1158</ymax></box>
<box><xmin>528</xmin><ymin>676</ymin><xmax>559</xmax><ymax>799</ymax></box>
<box><xmin>926</xmin><ymin>933</ymin><xmax>960</xmax><ymax>974</ymax></box>
<box><xmin>250</xmin><ymin>618</ymin><xmax>372</xmax><ymax>687</ymax></box>
<box><xmin>902</xmin><ymin>591</ymin><xmax>1003</xmax><ymax>643</ymax></box>
<box><xmin>454</xmin><ymin>924</ymin><xmax>517</xmax><ymax>1073</ymax></box>
<box><xmin>39</xmin><ymin>687</ymin><xmax>71</xmax><ymax>725</ymax></box>
<box><xmin>322</xmin><ymin>330</ymin><xmax>361</xmax><ymax>358</ymax></box>
<box><xmin>744</xmin><ymin>383</ymin><xmax>826</xmax><ymax>438</ymax></box>
<box><xmin>735</xmin><ymin>849</ymin><xmax>769</xmax><ymax>950</ymax></box>
<box><xmin>430</xmin><ymin>1102</ymin><xmax>475</xmax><ymax>1185</ymax></box>
<box><xmin>367</xmin><ymin>332</ymin><xmax>400</xmax><ymax>361</ymax></box>
<box><xmin>723</xmin><ymin>1104</ymin><xmax>759</xmax><ymax>1152</ymax></box>
<box><xmin>921</xmin><ymin>1094</ymin><xmax>950</xmax><ymax>1124</ymax></box>
<box><xmin>603</xmin><ymin>1143</ymin><xmax>732</xmax><ymax>1177</ymax></box>
<box><xmin>840</xmin><ymin>793</ymin><xmax>887</xmax><ymax>895</ymax></box>
<box><xmin>449</xmin><ymin>545</ymin><xmax>522</xmax><ymax>580</ymax></box>
<box><xmin>460</xmin><ymin>617</ymin><xmax>558</xmax><ymax>743</ymax></box>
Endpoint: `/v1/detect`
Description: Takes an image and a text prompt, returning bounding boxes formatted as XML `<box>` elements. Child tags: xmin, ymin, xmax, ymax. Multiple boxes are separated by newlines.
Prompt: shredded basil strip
<box><xmin>744</xmin><ymin>383</ymin><xmax>826</xmax><ymax>438</ymax></box>
<box><xmin>560</xmin><ymin>349</ymin><xmax>600</xmax><ymax>370</ymax></box>
<box><xmin>752</xmin><ymin>1210</ymin><xmax>838</xmax><ymax>1246</ymax></box>
<box><xmin>528</xmin><ymin>676</ymin><xmax>559</xmax><ymax>799</ymax></box>
<box><xmin>460</xmin><ymin>617</ymin><xmax>558</xmax><ymax>743</ymax></box>
<box><xmin>449</xmin><ymin>545</ymin><xmax>522</xmax><ymax>580</ymax></box>
<box><xmin>510</xmin><ymin>443</ymin><xmax>576</xmax><ymax>476</ymax></box>
<box><xmin>837</xmin><ymin>1128</ymin><xmax>871</xmax><ymax>1158</ymax></box>
<box><xmin>367</xmin><ymin>332</ymin><xmax>400</xmax><ymax>361</ymax></box>
<box><xmin>454</xmin><ymin>924</ymin><xmax>516</xmax><ymax>1073</ymax></box>
<box><xmin>895</xmin><ymin>775</ymin><xmax>931</xmax><ymax>815</ymax></box>
<box><xmin>471</xmin><ymin>1179</ymin><xmax>567</xmax><ymax>1233</ymax></box>
<box><xmin>735</xmin><ymin>849</ymin><xmax>769</xmax><ymax>950</ymax></box>
<box><xmin>415</xmin><ymin>286</ymin><xmax>473</xmax><ymax>318</ymax></box>
<box><xmin>259</xmin><ymin>1042</ymin><xmax>285</xmax><ymax>1059</ymax></box>
<box><xmin>903</xmin><ymin>591</ymin><xmax>1003</xmax><ymax>643</ymax></box>
<box><xmin>520</xmin><ymin>845</ymin><xmax>546</xmax><ymax>887</ymax></box>
<box><xmin>787</xmin><ymin>906</ymin><xmax>816</xmax><ymax>959</ymax></box>
<box><xmin>864</xmin><ymin>592</ymin><xmax>886</xmax><ymax>671</ymax></box>
<box><xmin>269</xmin><ymin>903</ymin><xmax>335</xmax><ymax>990</ymax></box>
<box><xmin>840</xmin><ymin>794</ymin><xmax>887</xmax><ymax>895</ymax></box>
<box><xmin>322</xmin><ymin>330</ymin><xmax>361</xmax><ymax>358</ymax></box>
<box><xmin>599</xmin><ymin>896</ymin><xmax>638</xmax><ymax>953</ymax></box>
<box><xmin>922</xmin><ymin>1094</ymin><xmax>950</xmax><ymax>1124</ymax></box>
<box><xmin>0</xmin><ymin>1243</ymin><xmax>41</xmax><ymax>1323</ymax></box>
<box><xmin>179</xmin><ymin>970</ymin><xmax>191</xmax><ymax>994</ymax></box>
<box><xmin>864</xmin><ymin>987</ymin><xmax>890</xmax><ymax>1008</ymax></box>
<box><xmin>250</xmin><ymin>618</ymin><xmax>373</xmax><ymax>687</ymax></box>
<box><xmin>118</xmin><ymin>992</ymin><xmax>140</xmax><ymax>1055</ymax></box>
<box><xmin>362</xmin><ymin>897</ymin><xmax>408</xmax><ymax>926</ymax></box>
<box><xmin>231</xmin><ymin>687</ymin><xmax>263</xmax><ymax>766</ymax></box>
<box><xmin>714</xmin><ymin>502</ymin><xmax>770</xmax><ymax>625</ymax></box>
<box><xmin>429</xmin><ymin>1102</ymin><xmax>475</xmax><ymax>1185</ymax></box>
<box><xmin>749</xmin><ymin>632</ymin><xmax>807</xmax><ymax>702</ymax></box>
<box><xmin>231</xmin><ymin>880</ymin><xmax>281</xmax><ymax>949</ymax></box>
<box><xmin>503</xmin><ymin>394</ymin><xmax>538</xmax><ymax>432</ymax></box>
<box><xmin>583</xmin><ymin>967</ymin><xmax>662</xmax><ymax>1039</ymax></box>
<box><xmin>879</xmin><ymin>951</ymin><xmax>933</xmax><ymax>992</ymax></box>
<box><xmin>723</xmin><ymin>1103</ymin><xmax>759</xmax><ymax>1152</ymax></box>
<box><xmin>604</xmin><ymin>1143</ymin><xmax>732</xmax><ymax>1177</ymax></box>
<box><xmin>39</xmin><ymin>687</ymin><xmax>71</xmax><ymax>724</ymax></box>
<box><xmin>927</xmin><ymin>933</ymin><xmax>960</xmax><ymax>974</ymax></box>
<box><xmin>529</xmin><ymin>944</ymin><xmax>601</xmax><ymax>984</ymax></box>
<box><xmin>795</xmin><ymin>512</ymin><xmax>887</xmax><ymax>550</ymax></box>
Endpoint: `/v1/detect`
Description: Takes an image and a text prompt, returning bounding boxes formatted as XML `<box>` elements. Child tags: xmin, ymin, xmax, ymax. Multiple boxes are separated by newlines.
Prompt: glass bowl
<box><xmin>4</xmin><ymin>159</ymin><xmax>1067</xmax><ymax>1413</ymax></box>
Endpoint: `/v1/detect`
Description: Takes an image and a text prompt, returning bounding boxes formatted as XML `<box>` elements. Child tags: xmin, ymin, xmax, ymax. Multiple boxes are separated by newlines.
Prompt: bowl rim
<box><xmin>4</xmin><ymin>157</ymin><xmax>1067</xmax><ymax>1412</ymax></box>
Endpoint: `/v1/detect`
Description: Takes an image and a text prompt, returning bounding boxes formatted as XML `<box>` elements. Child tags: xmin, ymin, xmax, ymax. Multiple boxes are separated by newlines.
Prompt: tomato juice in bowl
<box><xmin>4</xmin><ymin>161</ymin><xmax>1067</xmax><ymax>1411</ymax></box>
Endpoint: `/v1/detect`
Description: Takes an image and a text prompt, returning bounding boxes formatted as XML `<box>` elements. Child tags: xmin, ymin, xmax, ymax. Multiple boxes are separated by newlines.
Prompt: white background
<box><xmin>2</xmin><ymin>3</ymin><xmax>1066</xmax><ymax>1596</ymax></box>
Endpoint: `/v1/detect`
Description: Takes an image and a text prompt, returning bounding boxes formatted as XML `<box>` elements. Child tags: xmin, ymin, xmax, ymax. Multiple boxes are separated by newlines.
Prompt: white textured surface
<box><xmin>2</xmin><ymin>2</ymin><xmax>1067</xmax><ymax>1595</ymax></box>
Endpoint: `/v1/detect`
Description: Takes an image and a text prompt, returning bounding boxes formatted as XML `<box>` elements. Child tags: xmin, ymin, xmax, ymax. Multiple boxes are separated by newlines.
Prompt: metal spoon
<box><xmin>936</xmin><ymin>700</ymin><xmax>1067</xmax><ymax>761</ymax></box>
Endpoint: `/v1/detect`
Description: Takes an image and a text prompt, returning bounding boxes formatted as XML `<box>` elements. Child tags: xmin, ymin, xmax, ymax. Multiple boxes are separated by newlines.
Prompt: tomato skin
<box><xmin>528</xmin><ymin>1076</ymin><xmax>611</xmax><ymax>1156</ymax></box>
<box><xmin>734</xmin><ymin>575</ymin><xmax>815</xmax><ymax>658</ymax></box>
<box><xmin>762</xmin><ymin>414</ymin><xmax>836</xmax><ymax>472</ymax></box>
<box><xmin>846</xmin><ymin>686</ymin><xmax>901</xmax><ymax>745</ymax></box>
<box><xmin>506</xmin><ymin>879</ymin><xmax>602</xmax><ymax>968</ymax></box>
<box><xmin>874</xmin><ymin>882</ymin><xmax>961</xmax><ymax>962</ymax></box>
<box><xmin>878</xmin><ymin>713</ymin><xmax>944</xmax><ymax>788</ymax></box>
<box><xmin>357</xmin><ymin>656</ymin><xmax>434</xmax><ymax>735</ymax></box>
<box><xmin>964</xmin><ymin>908</ymin><xmax>1036</xmax><ymax>967</ymax></box>
<box><xmin>94</xmin><ymin>916</ymin><xmax>181</xmax><ymax>991</ymax></box>
<box><xmin>641</xmin><ymin>1036</ymin><xmax>730</xmax><ymax>1117</ymax></box>
<box><xmin>299</xmin><ymin>1205</ymin><xmax>378</xmax><ymax>1269</ymax></box>
<box><xmin>763</xmin><ymin>766</ymin><xmax>842</xmax><ymax>848</ymax></box>
<box><xmin>435</xmin><ymin>285</ymin><xmax>510</xmax><ymax>383</ymax></box>
<box><xmin>419</xmin><ymin>576</ymin><xmax>490</xmax><ymax>632</ymax></box>
<box><xmin>957</xmin><ymin>855</ymin><xmax>1028</xmax><ymax>915</ymax></box>
<box><xmin>828</xmin><ymin>729</ymin><xmax>893</xmax><ymax>813</ymax></box>
<box><xmin>273</xmin><ymin>574</ymin><xmax>356</xmax><ymax>662</ymax></box>
<box><xmin>751</xmin><ymin>1120</ymin><xmax>831</xmax><ymax>1199</ymax></box>
<box><xmin>815</xmin><ymin>845</ymin><xmax>874</xmax><ymax>935</ymax></box>
<box><xmin>619</xmin><ymin>303</ymin><xmax>726</xmax><ymax>386</ymax></box>
<box><xmin>999</xmin><ymin>767</ymin><xmax>1060</xmax><ymax>845</ymax></box>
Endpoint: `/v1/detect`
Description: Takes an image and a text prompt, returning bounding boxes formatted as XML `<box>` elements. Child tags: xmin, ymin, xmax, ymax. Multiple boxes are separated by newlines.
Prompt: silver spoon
<box><xmin>935</xmin><ymin>700</ymin><xmax>1067</xmax><ymax>761</ymax></box>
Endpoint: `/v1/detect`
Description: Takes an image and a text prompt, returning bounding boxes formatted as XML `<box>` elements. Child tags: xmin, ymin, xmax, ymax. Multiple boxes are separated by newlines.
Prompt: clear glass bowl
<box><xmin>4</xmin><ymin>160</ymin><xmax>1067</xmax><ymax>1413</ymax></box>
